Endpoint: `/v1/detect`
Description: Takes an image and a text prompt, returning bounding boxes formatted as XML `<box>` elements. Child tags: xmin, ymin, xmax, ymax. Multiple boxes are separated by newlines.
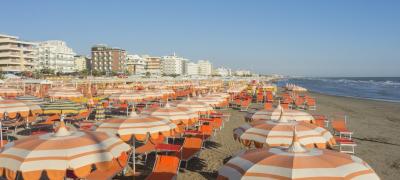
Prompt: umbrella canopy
<box><xmin>16</xmin><ymin>95</ymin><xmax>45</xmax><ymax>104</ymax></box>
<box><xmin>95</xmin><ymin>103</ymin><xmax>106</xmax><ymax>121</ymax></box>
<box><xmin>233</xmin><ymin>116</ymin><xmax>335</xmax><ymax>148</ymax></box>
<box><xmin>176</xmin><ymin>97</ymin><xmax>213</xmax><ymax>115</ymax></box>
<box><xmin>109</xmin><ymin>92</ymin><xmax>145</xmax><ymax>103</ymax></box>
<box><xmin>196</xmin><ymin>95</ymin><xmax>225</xmax><ymax>108</ymax></box>
<box><xmin>218</xmin><ymin>130</ymin><xmax>379</xmax><ymax>180</ymax></box>
<box><xmin>143</xmin><ymin>103</ymin><xmax>198</xmax><ymax>126</ymax></box>
<box><xmin>0</xmin><ymin>100</ymin><xmax>42</xmax><ymax>119</ymax></box>
<box><xmin>248</xmin><ymin>104</ymin><xmax>315</xmax><ymax>123</ymax></box>
<box><xmin>0</xmin><ymin>87</ymin><xmax>24</xmax><ymax>97</ymax></box>
<box><xmin>97</xmin><ymin>89</ymin><xmax>126</xmax><ymax>95</ymax></box>
<box><xmin>41</xmin><ymin>101</ymin><xmax>86</xmax><ymax>114</ymax></box>
<box><xmin>48</xmin><ymin>87</ymin><xmax>83</xmax><ymax>100</ymax></box>
<box><xmin>96</xmin><ymin>112</ymin><xmax>179</xmax><ymax>141</ymax></box>
<box><xmin>0</xmin><ymin>121</ymin><xmax>130</xmax><ymax>180</ymax></box>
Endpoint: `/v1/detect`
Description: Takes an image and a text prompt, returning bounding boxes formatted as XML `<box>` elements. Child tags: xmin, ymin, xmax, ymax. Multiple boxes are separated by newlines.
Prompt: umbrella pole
<box><xmin>0</xmin><ymin>121</ymin><xmax>3</xmax><ymax>147</ymax></box>
<box><xmin>132</xmin><ymin>136</ymin><xmax>136</xmax><ymax>180</ymax></box>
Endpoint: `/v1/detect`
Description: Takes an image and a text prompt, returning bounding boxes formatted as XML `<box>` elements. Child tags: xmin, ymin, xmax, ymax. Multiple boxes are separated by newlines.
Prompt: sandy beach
<box><xmin>176</xmin><ymin>92</ymin><xmax>400</xmax><ymax>180</ymax></box>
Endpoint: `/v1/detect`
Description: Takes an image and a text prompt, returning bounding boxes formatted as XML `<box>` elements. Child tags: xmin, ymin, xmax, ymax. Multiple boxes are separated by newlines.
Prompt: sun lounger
<box><xmin>196</xmin><ymin>125</ymin><xmax>214</xmax><ymax>142</ymax></box>
<box><xmin>146</xmin><ymin>155</ymin><xmax>181</xmax><ymax>180</ymax></box>
<box><xmin>264</xmin><ymin>102</ymin><xmax>273</xmax><ymax>110</ymax></box>
<box><xmin>136</xmin><ymin>135</ymin><xmax>165</xmax><ymax>163</ymax></box>
<box><xmin>334</xmin><ymin>136</ymin><xmax>356</xmax><ymax>154</ymax></box>
<box><xmin>331</xmin><ymin>119</ymin><xmax>352</xmax><ymax>136</ymax></box>
<box><xmin>177</xmin><ymin>137</ymin><xmax>203</xmax><ymax>168</ymax></box>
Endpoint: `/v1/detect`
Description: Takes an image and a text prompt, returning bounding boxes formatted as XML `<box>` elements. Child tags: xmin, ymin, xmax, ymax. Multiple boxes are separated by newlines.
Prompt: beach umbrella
<box><xmin>233</xmin><ymin>114</ymin><xmax>335</xmax><ymax>148</ymax></box>
<box><xmin>0</xmin><ymin>100</ymin><xmax>41</xmax><ymax>119</ymax></box>
<box><xmin>0</xmin><ymin>87</ymin><xmax>24</xmax><ymax>97</ymax></box>
<box><xmin>48</xmin><ymin>87</ymin><xmax>83</xmax><ymax>101</ymax></box>
<box><xmin>196</xmin><ymin>96</ymin><xmax>225</xmax><ymax>108</ymax></box>
<box><xmin>41</xmin><ymin>101</ymin><xmax>86</xmax><ymax>114</ymax></box>
<box><xmin>246</xmin><ymin>104</ymin><xmax>315</xmax><ymax>123</ymax></box>
<box><xmin>96</xmin><ymin>112</ymin><xmax>179</xmax><ymax>174</ymax></box>
<box><xmin>97</xmin><ymin>89</ymin><xmax>126</xmax><ymax>95</ymax></box>
<box><xmin>176</xmin><ymin>96</ymin><xmax>213</xmax><ymax>115</ymax></box>
<box><xmin>16</xmin><ymin>95</ymin><xmax>45</xmax><ymax>105</ymax></box>
<box><xmin>109</xmin><ymin>92</ymin><xmax>145</xmax><ymax>103</ymax></box>
<box><xmin>218</xmin><ymin>130</ymin><xmax>379</xmax><ymax>180</ymax></box>
<box><xmin>0</xmin><ymin>119</ymin><xmax>130</xmax><ymax>180</ymax></box>
<box><xmin>95</xmin><ymin>103</ymin><xmax>106</xmax><ymax>121</ymax></box>
<box><xmin>143</xmin><ymin>103</ymin><xmax>198</xmax><ymax>126</ymax></box>
<box><xmin>96</xmin><ymin>111</ymin><xmax>179</xmax><ymax>142</ymax></box>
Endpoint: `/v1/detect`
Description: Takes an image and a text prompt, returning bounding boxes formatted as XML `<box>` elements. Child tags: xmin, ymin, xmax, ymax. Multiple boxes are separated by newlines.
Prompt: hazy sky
<box><xmin>1</xmin><ymin>0</ymin><xmax>399</xmax><ymax>77</ymax></box>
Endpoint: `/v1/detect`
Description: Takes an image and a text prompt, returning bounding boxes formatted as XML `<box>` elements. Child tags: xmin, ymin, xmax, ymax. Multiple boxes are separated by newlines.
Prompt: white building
<box><xmin>126</xmin><ymin>54</ymin><xmax>146</xmax><ymax>75</ymax></box>
<box><xmin>213</xmin><ymin>67</ymin><xmax>231</xmax><ymax>77</ymax></box>
<box><xmin>36</xmin><ymin>40</ymin><xmax>76</xmax><ymax>73</ymax></box>
<box><xmin>0</xmin><ymin>33</ymin><xmax>36</xmax><ymax>73</ymax></box>
<box><xmin>235</xmin><ymin>70</ymin><xmax>252</xmax><ymax>76</ymax></box>
<box><xmin>186</xmin><ymin>62</ymin><xmax>199</xmax><ymax>76</ymax></box>
<box><xmin>74</xmin><ymin>55</ymin><xmax>87</xmax><ymax>72</ymax></box>
<box><xmin>161</xmin><ymin>53</ymin><xmax>184</xmax><ymax>75</ymax></box>
<box><xmin>142</xmin><ymin>55</ymin><xmax>162</xmax><ymax>75</ymax></box>
<box><xmin>198</xmin><ymin>60</ymin><xmax>212</xmax><ymax>76</ymax></box>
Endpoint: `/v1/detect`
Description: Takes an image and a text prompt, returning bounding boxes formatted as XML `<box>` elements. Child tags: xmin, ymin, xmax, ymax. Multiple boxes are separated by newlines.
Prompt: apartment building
<box><xmin>0</xmin><ymin>33</ymin><xmax>36</xmax><ymax>73</ymax></box>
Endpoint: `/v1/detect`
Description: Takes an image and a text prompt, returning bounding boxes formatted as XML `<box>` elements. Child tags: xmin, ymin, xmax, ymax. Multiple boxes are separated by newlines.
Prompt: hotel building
<box><xmin>198</xmin><ymin>60</ymin><xmax>212</xmax><ymax>76</ymax></box>
<box><xmin>90</xmin><ymin>44</ymin><xmax>127</xmax><ymax>73</ymax></box>
<box><xmin>0</xmin><ymin>34</ymin><xmax>36</xmax><ymax>73</ymax></box>
<box><xmin>74</xmin><ymin>55</ymin><xmax>88</xmax><ymax>72</ymax></box>
<box><xmin>126</xmin><ymin>54</ymin><xmax>146</xmax><ymax>75</ymax></box>
<box><xmin>161</xmin><ymin>54</ymin><xmax>185</xmax><ymax>75</ymax></box>
<box><xmin>36</xmin><ymin>40</ymin><xmax>76</xmax><ymax>73</ymax></box>
<box><xmin>143</xmin><ymin>55</ymin><xmax>162</xmax><ymax>75</ymax></box>
<box><xmin>185</xmin><ymin>62</ymin><xmax>199</xmax><ymax>76</ymax></box>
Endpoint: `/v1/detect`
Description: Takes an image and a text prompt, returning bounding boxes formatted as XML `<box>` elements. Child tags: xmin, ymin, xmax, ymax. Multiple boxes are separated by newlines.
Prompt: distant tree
<box><xmin>145</xmin><ymin>72</ymin><xmax>151</xmax><ymax>78</ymax></box>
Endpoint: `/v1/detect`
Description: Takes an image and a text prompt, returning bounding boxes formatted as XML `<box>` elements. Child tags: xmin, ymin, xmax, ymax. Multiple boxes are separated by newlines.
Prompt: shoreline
<box><xmin>308</xmin><ymin>90</ymin><xmax>400</xmax><ymax>104</ymax></box>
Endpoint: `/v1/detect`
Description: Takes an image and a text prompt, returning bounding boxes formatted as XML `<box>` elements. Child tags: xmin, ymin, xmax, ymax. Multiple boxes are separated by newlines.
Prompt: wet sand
<box><xmin>177</xmin><ymin>92</ymin><xmax>400</xmax><ymax>180</ymax></box>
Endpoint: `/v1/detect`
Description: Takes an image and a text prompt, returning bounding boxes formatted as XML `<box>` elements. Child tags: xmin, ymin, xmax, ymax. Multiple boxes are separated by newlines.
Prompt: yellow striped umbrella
<box><xmin>0</xmin><ymin>100</ymin><xmax>41</xmax><ymax>119</ymax></box>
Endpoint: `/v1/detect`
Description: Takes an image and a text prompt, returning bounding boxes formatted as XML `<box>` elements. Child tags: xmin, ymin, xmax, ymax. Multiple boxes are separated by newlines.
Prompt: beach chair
<box><xmin>313</xmin><ymin>115</ymin><xmax>328</xmax><ymax>127</ymax></box>
<box><xmin>240</xmin><ymin>99</ymin><xmax>251</xmax><ymax>112</ymax></box>
<box><xmin>334</xmin><ymin>133</ymin><xmax>357</xmax><ymax>154</ymax></box>
<box><xmin>177</xmin><ymin>137</ymin><xmax>203</xmax><ymax>168</ymax></box>
<box><xmin>294</xmin><ymin>97</ymin><xmax>306</xmax><ymax>109</ymax></box>
<box><xmin>197</xmin><ymin>124</ymin><xmax>214</xmax><ymax>142</ymax></box>
<box><xmin>306</xmin><ymin>98</ymin><xmax>317</xmax><ymax>110</ymax></box>
<box><xmin>211</xmin><ymin>117</ymin><xmax>224</xmax><ymax>130</ymax></box>
<box><xmin>264</xmin><ymin>102</ymin><xmax>273</xmax><ymax>110</ymax></box>
<box><xmin>146</xmin><ymin>155</ymin><xmax>181</xmax><ymax>180</ymax></box>
<box><xmin>331</xmin><ymin>119</ymin><xmax>352</xmax><ymax>137</ymax></box>
<box><xmin>136</xmin><ymin>135</ymin><xmax>165</xmax><ymax>164</ymax></box>
<box><xmin>266</xmin><ymin>92</ymin><xmax>273</xmax><ymax>102</ymax></box>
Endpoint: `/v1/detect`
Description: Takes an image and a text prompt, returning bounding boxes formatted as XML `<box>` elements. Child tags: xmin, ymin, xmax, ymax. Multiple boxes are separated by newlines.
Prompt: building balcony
<box><xmin>0</xmin><ymin>66</ymin><xmax>24</xmax><ymax>72</ymax></box>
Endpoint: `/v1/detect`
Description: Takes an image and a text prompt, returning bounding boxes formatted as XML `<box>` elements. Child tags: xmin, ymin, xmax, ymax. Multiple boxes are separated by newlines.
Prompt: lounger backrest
<box><xmin>264</xmin><ymin>103</ymin><xmax>273</xmax><ymax>110</ymax></box>
<box><xmin>332</xmin><ymin>119</ymin><xmax>346</xmax><ymax>129</ymax></box>
<box><xmin>153</xmin><ymin>155</ymin><xmax>180</xmax><ymax>173</ymax></box>
<box><xmin>199</xmin><ymin>125</ymin><xmax>213</xmax><ymax>135</ymax></box>
<box><xmin>183</xmin><ymin>137</ymin><xmax>203</xmax><ymax>149</ymax></box>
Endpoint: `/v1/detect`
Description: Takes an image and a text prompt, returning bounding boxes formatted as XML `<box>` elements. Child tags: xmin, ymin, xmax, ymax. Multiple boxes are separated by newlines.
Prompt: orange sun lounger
<box><xmin>146</xmin><ymin>155</ymin><xmax>181</xmax><ymax>180</ymax></box>
<box><xmin>177</xmin><ymin>137</ymin><xmax>203</xmax><ymax>168</ymax></box>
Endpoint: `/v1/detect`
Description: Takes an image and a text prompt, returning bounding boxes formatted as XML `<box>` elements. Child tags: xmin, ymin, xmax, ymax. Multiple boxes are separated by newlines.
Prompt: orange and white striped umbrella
<box><xmin>96</xmin><ymin>112</ymin><xmax>179</xmax><ymax>141</ymax></box>
<box><xmin>143</xmin><ymin>103</ymin><xmax>198</xmax><ymax>126</ymax></box>
<box><xmin>176</xmin><ymin>97</ymin><xmax>213</xmax><ymax>115</ymax></box>
<box><xmin>234</xmin><ymin>116</ymin><xmax>335</xmax><ymax>148</ymax></box>
<box><xmin>97</xmin><ymin>89</ymin><xmax>126</xmax><ymax>95</ymax></box>
<box><xmin>0</xmin><ymin>100</ymin><xmax>41</xmax><ymax>119</ymax></box>
<box><xmin>196</xmin><ymin>95</ymin><xmax>225</xmax><ymax>108</ymax></box>
<box><xmin>219</xmin><ymin>131</ymin><xmax>379</xmax><ymax>180</ymax></box>
<box><xmin>0</xmin><ymin>121</ymin><xmax>130</xmax><ymax>180</ymax></box>
<box><xmin>48</xmin><ymin>87</ymin><xmax>83</xmax><ymax>99</ymax></box>
<box><xmin>0</xmin><ymin>87</ymin><xmax>24</xmax><ymax>97</ymax></box>
<box><xmin>247</xmin><ymin>104</ymin><xmax>315</xmax><ymax>123</ymax></box>
<box><xmin>109</xmin><ymin>92</ymin><xmax>145</xmax><ymax>103</ymax></box>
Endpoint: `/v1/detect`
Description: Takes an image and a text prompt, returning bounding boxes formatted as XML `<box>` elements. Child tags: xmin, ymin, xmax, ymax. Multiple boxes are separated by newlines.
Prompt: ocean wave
<box><xmin>278</xmin><ymin>77</ymin><xmax>400</xmax><ymax>102</ymax></box>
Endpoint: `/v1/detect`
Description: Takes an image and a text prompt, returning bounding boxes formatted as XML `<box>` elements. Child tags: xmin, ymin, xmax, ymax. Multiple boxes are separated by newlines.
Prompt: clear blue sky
<box><xmin>1</xmin><ymin>0</ymin><xmax>399</xmax><ymax>77</ymax></box>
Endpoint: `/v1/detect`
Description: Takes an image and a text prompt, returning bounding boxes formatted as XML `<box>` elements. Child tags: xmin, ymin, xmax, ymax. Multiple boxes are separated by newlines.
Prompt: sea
<box><xmin>276</xmin><ymin>77</ymin><xmax>400</xmax><ymax>103</ymax></box>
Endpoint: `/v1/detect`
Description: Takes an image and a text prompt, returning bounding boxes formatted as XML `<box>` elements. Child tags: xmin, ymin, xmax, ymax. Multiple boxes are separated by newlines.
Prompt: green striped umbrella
<box><xmin>41</xmin><ymin>101</ymin><xmax>86</xmax><ymax>114</ymax></box>
<box><xmin>16</xmin><ymin>96</ymin><xmax>45</xmax><ymax>104</ymax></box>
